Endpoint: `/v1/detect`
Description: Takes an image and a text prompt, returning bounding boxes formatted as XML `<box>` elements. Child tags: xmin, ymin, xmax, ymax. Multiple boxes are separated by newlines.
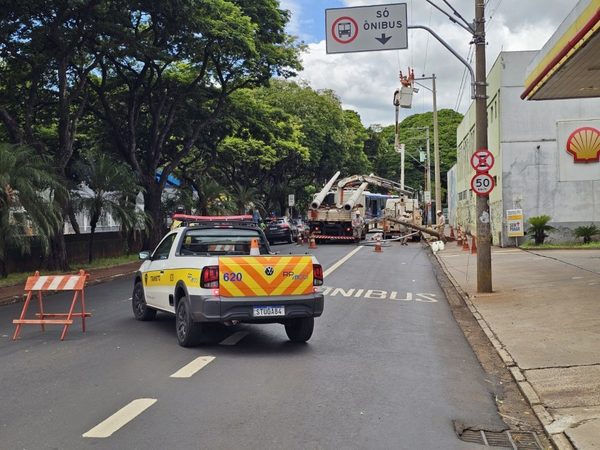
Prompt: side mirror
<box><xmin>139</xmin><ymin>251</ymin><xmax>151</xmax><ymax>260</ymax></box>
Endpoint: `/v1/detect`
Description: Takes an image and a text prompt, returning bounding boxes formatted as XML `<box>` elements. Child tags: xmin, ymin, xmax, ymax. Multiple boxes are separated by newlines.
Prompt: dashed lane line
<box><xmin>219</xmin><ymin>331</ymin><xmax>250</xmax><ymax>346</ymax></box>
<box><xmin>82</xmin><ymin>398</ymin><xmax>157</xmax><ymax>438</ymax></box>
<box><xmin>170</xmin><ymin>356</ymin><xmax>215</xmax><ymax>378</ymax></box>
<box><xmin>323</xmin><ymin>246</ymin><xmax>363</xmax><ymax>279</ymax></box>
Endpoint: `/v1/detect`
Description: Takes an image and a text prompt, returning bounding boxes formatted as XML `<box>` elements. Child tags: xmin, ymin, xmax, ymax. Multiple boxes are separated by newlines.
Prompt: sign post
<box><xmin>325</xmin><ymin>4</ymin><xmax>408</xmax><ymax>54</ymax></box>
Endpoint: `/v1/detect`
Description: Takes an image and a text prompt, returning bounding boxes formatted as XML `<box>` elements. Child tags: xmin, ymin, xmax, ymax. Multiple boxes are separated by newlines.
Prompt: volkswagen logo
<box><xmin>264</xmin><ymin>266</ymin><xmax>274</xmax><ymax>276</ymax></box>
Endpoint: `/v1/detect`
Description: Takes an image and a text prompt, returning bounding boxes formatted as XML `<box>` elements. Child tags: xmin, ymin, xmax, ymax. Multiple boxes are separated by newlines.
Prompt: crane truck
<box><xmin>308</xmin><ymin>173</ymin><xmax>421</xmax><ymax>242</ymax></box>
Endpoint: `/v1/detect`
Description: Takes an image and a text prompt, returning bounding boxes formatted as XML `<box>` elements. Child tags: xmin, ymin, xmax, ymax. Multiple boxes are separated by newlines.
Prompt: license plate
<box><xmin>253</xmin><ymin>306</ymin><xmax>285</xmax><ymax>317</ymax></box>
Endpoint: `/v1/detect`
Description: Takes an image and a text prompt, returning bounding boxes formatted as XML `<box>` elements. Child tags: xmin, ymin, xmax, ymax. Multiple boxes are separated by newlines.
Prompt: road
<box><xmin>0</xmin><ymin>241</ymin><xmax>507</xmax><ymax>449</ymax></box>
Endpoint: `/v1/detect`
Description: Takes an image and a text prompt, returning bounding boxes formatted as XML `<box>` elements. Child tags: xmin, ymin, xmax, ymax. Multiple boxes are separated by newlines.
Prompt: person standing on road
<box><xmin>252</xmin><ymin>208</ymin><xmax>261</xmax><ymax>226</ymax></box>
<box><xmin>351</xmin><ymin>211</ymin><xmax>364</xmax><ymax>243</ymax></box>
<box><xmin>436</xmin><ymin>210</ymin><xmax>446</xmax><ymax>239</ymax></box>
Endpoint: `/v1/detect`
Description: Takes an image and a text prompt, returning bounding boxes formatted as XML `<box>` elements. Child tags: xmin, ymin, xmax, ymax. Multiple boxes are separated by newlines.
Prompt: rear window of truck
<box><xmin>179</xmin><ymin>228</ymin><xmax>269</xmax><ymax>256</ymax></box>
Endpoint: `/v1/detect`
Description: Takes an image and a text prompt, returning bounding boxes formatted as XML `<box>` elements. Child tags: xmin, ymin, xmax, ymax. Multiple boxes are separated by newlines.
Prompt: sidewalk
<box><xmin>435</xmin><ymin>241</ymin><xmax>600</xmax><ymax>450</ymax></box>
<box><xmin>0</xmin><ymin>261</ymin><xmax>140</xmax><ymax>306</ymax></box>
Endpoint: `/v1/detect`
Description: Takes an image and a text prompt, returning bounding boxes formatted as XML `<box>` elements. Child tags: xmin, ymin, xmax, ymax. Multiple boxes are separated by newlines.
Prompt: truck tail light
<box><xmin>201</xmin><ymin>265</ymin><xmax>219</xmax><ymax>288</ymax></box>
<box><xmin>282</xmin><ymin>223</ymin><xmax>289</xmax><ymax>228</ymax></box>
<box><xmin>313</xmin><ymin>264</ymin><xmax>323</xmax><ymax>286</ymax></box>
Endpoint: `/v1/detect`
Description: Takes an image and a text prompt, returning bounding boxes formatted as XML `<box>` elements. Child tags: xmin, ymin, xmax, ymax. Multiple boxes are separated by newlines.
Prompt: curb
<box><xmin>432</xmin><ymin>246</ymin><xmax>575</xmax><ymax>450</ymax></box>
<box><xmin>0</xmin><ymin>266</ymin><xmax>138</xmax><ymax>307</ymax></box>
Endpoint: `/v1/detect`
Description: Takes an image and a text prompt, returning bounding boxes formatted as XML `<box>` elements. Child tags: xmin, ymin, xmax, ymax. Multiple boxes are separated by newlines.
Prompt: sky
<box><xmin>279</xmin><ymin>0</ymin><xmax>580</xmax><ymax>127</ymax></box>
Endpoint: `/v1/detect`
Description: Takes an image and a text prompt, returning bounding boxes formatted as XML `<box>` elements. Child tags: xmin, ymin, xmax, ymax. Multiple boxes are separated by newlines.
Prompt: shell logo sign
<box><xmin>566</xmin><ymin>127</ymin><xmax>600</xmax><ymax>163</ymax></box>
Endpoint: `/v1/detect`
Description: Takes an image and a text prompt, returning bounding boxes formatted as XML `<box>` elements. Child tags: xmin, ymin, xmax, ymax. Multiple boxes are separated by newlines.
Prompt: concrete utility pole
<box><xmin>475</xmin><ymin>1</ymin><xmax>492</xmax><ymax>292</ymax></box>
<box><xmin>432</xmin><ymin>74</ymin><xmax>441</xmax><ymax>219</ymax></box>
<box><xmin>414</xmin><ymin>75</ymin><xmax>440</xmax><ymax>222</ymax></box>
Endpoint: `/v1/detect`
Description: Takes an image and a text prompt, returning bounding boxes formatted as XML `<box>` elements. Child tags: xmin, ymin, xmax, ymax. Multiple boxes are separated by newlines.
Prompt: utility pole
<box><xmin>432</xmin><ymin>74</ymin><xmax>441</xmax><ymax>219</ymax></box>
<box><xmin>475</xmin><ymin>0</ymin><xmax>492</xmax><ymax>292</ymax></box>
<box><xmin>414</xmin><ymin>75</ymin><xmax>440</xmax><ymax>223</ymax></box>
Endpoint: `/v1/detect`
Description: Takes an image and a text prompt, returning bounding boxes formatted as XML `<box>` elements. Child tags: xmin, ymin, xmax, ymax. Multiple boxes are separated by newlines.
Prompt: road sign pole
<box><xmin>475</xmin><ymin>0</ymin><xmax>492</xmax><ymax>293</ymax></box>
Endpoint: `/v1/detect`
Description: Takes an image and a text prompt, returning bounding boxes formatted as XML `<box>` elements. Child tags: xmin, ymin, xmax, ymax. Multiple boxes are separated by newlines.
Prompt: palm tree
<box><xmin>73</xmin><ymin>152</ymin><xmax>141</xmax><ymax>263</ymax></box>
<box><xmin>527</xmin><ymin>215</ymin><xmax>555</xmax><ymax>245</ymax></box>
<box><xmin>229</xmin><ymin>182</ymin><xmax>259</xmax><ymax>215</ymax></box>
<box><xmin>0</xmin><ymin>143</ymin><xmax>64</xmax><ymax>277</ymax></box>
<box><xmin>573</xmin><ymin>224</ymin><xmax>599</xmax><ymax>244</ymax></box>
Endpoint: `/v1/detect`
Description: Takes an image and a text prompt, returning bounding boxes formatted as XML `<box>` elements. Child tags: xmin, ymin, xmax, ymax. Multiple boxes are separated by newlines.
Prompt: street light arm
<box><xmin>408</xmin><ymin>24</ymin><xmax>476</xmax><ymax>99</ymax></box>
<box><xmin>441</xmin><ymin>0</ymin><xmax>476</xmax><ymax>33</ymax></box>
<box><xmin>424</xmin><ymin>0</ymin><xmax>474</xmax><ymax>34</ymax></box>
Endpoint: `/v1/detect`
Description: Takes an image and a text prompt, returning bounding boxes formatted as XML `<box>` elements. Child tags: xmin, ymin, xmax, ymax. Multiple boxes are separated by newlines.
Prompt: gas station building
<box><xmin>448</xmin><ymin>0</ymin><xmax>600</xmax><ymax>246</ymax></box>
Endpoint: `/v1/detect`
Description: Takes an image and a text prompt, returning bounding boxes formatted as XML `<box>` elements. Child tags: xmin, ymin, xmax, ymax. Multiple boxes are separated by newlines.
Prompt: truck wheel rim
<box><xmin>177</xmin><ymin>304</ymin><xmax>187</xmax><ymax>339</ymax></box>
<box><xmin>133</xmin><ymin>288</ymin><xmax>144</xmax><ymax>315</ymax></box>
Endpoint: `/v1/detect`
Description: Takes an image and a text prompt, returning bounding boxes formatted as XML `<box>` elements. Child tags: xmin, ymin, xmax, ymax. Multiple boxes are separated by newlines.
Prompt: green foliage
<box><xmin>527</xmin><ymin>215</ymin><xmax>556</xmax><ymax>245</ymax></box>
<box><xmin>371</xmin><ymin>109</ymin><xmax>463</xmax><ymax>201</ymax></box>
<box><xmin>573</xmin><ymin>224</ymin><xmax>599</xmax><ymax>244</ymax></box>
<box><xmin>0</xmin><ymin>143</ymin><xmax>65</xmax><ymax>277</ymax></box>
<box><xmin>72</xmin><ymin>152</ymin><xmax>142</xmax><ymax>262</ymax></box>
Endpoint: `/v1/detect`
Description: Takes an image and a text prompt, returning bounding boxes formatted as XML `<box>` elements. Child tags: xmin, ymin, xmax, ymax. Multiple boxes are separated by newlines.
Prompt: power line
<box><xmin>454</xmin><ymin>45</ymin><xmax>473</xmax><ymax>112</ymax></box>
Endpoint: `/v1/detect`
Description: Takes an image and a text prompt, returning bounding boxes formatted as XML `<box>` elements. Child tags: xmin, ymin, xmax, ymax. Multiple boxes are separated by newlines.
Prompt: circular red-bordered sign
<box><xmin>331</xmin><ymin>16</ymin><xmax>359</xmax><ymax>44</ymax></box>
<box><xmin>470</xmin><ymin>148</ymin><xmax>495</xmax><ymax>172</ymax></box>
<box><xmin>471</xmin><ymin>172</ymin><xmax>495</xmax><ymax>196</ymax></box>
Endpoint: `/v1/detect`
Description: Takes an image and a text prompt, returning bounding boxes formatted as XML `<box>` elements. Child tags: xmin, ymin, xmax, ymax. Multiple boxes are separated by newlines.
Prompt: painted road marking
<box><xmin>321</xmin><ymin>286</ymin><xmax>438</xmax><ymax>302</ymax></box>
<box><xmin>220</xmin><ymin>331</ymin><xmax>250</xmax><ymax>346</ymax></box>
<box><xmin>170</xmin><ymin>356</ymin><xmax>215</xmax><ymax>378</ymax></box>
<box><xmin>323</xmin><ymin>246</ymin><xmax>363</xmax><ymax>278</ymax></box>
<box><xmin>82</xmin><ymin>398</ymin><xmax>157</xmax><ymax>438</ymax></box>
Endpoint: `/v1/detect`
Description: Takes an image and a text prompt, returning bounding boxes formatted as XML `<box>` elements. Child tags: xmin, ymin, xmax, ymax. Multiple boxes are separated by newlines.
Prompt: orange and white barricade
<box><xmin>12</xmin><ymin>270</ymin><xmax>90</xmax><ymax>341</ymax></box>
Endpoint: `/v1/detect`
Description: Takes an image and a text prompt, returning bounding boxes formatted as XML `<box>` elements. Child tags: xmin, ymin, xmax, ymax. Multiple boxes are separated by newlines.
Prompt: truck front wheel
<box><xmin>132</xmin><ymin>281</ymin><xmax>157</xmax><ymax>321</ymax></box>
<box><xmin>284</xmin><ymin>317</ymin><xmax>314</xmax><ymax>342</ymax></box>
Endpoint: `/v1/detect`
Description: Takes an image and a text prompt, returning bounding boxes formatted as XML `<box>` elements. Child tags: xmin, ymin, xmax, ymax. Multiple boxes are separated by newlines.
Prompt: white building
<box><xmin>449</xmin><ymin>50</ymin><xmax>600</xmax><ymax>246</ymax></box>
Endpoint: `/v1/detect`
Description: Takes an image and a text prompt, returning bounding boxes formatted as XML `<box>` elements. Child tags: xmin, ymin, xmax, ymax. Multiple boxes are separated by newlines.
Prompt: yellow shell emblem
<box><xmin>566</xmin><ymin>127</ymin><xmax>600</xmax><ymax>163</ymax></box>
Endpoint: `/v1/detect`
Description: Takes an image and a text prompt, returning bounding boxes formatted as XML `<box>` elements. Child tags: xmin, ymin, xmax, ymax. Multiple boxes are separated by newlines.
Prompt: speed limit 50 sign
<box><xmin>471</xmin><ymin>172</ymin><xmax>495</xmax><ymax>196</ymax></box>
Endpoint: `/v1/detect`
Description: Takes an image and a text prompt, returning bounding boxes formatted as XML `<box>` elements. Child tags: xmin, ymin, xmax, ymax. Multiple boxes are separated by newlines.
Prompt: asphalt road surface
<box><xmin>0</xmin><ymin>241</ymin><xmax>506</xmax><ymax>449</ymax></box>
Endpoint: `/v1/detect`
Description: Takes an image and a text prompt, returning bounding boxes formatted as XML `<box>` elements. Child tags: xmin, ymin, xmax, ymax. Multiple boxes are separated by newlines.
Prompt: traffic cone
<box><xmin>471</xmin><ymin>235</ymin><xmax>477</xmax><ymax>254</ymax></box>
<box><xmin>309</xmin><ymin>235</ymin><xmax>317</xmax><ymax>249</ymax></box>
<box><xmin>374</xmin><ymin>235</ymin><xmax>383</xmax><ymax>253</ymax></box>
<box><xmin>296</xmin><ymin>234</ymin><xmax>304</xmax><ymax>246</ymax></box>
<box><xmin>250</xmin><ymin>238</ymin><xmax>260</xmax><ymax>255</ymax></box>
<box><xmin>462</xmin><ymin>234</ymin><xmax>470</xmax><ymax>251</ymax></box>
<box><xmin>457</xmin><ymin>229</ymin><xmax>463</xmax><ymax>247</ymax></box>
<box><xmin>450</xmin><ymin>226</ymin><xmax>455</xmax><ymax>240</ymax></box>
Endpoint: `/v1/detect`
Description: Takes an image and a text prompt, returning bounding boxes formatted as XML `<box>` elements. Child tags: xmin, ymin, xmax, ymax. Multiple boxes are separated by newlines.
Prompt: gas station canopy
<box><xmin>522</xmin><ymin>0</ymin><xmax>600</xmax><ymax>100</ymax></box>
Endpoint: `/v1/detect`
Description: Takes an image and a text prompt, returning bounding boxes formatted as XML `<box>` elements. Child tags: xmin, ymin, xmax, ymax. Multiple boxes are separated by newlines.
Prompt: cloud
<box><xmin>290</xmin><ymin>0</ymin><xmax>580</xmax><ymax>127</ymax></box>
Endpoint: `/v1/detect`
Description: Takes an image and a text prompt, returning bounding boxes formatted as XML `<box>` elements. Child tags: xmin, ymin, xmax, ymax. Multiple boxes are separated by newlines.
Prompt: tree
<box><xmin>0</xmin><ymin>144</ymin><xmax>64</xmax><ymax>277</ymax></box>
<box><xmin>374</xmin><ymin>109</ymin><xmax>464</xmax><ymax>202</ymax></box>
<box><xmin>0</xmin><ymin>0</ymin><xmax>106</xmax><ymax>270</ymax></box>
<box><xmin>87</xmin><ymin>0</ymin><xmax>301</xmax><ymax>247</ymax></box>
<box><xmin>527</xmin><ymin>215</ymin><xmax>555</xmax><ymax>245</ymax></box>
<box><xmin>73</xmin><ymin>152</ymin><xmax>141</xmax><ymax>263</ymax></box>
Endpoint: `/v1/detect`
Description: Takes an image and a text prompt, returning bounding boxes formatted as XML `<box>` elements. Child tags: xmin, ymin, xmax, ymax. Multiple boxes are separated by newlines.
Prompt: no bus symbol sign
<box><xmin>332</xmin><ymin>16</ymin><xmax>359</xmax><ymax>44</ymax></box>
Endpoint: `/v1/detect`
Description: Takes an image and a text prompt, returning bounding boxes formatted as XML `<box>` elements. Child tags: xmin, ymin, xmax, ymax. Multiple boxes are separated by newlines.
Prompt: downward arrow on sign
<box><xmin>375</xmin><ymin>33</ymin><xmax>391</xmax><ymax>45</ymax></box>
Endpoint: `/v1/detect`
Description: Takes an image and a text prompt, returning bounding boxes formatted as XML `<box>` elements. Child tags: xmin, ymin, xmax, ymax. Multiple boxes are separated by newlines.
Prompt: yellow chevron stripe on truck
<box><xmin>219</xmin><ymin>256</ymin><xmax>313</xmax><ymax>297</ymax></box>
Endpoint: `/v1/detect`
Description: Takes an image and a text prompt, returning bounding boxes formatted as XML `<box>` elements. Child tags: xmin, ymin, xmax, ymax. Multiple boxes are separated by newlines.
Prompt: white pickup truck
<box><xmin>132</xmin><ymin>215</ymin><xmax>324</xmax><ymax>347</ymax></box>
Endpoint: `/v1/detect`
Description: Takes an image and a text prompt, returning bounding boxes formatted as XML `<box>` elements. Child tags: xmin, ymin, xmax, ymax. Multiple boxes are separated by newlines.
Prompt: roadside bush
<box><xmin>573</xmin><ymin>224</ymin><xmax>599</xmax><ymax>244</ymax></box>
<box><xmin>526</xmin><ymin>215</ymin><xmax>555</xmax><ymax>245</ymax></box>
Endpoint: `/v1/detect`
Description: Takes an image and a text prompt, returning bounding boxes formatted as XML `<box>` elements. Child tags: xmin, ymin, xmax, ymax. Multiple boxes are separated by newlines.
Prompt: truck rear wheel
<box><xmin>284</xmin><ymin>317</ymin><xmax>314</xmax><ymax>342</ymax></box>
<box><xmin>175</xmin><ymin>296</ymin><xmax>203</xmax><ymax>347</ymax></box>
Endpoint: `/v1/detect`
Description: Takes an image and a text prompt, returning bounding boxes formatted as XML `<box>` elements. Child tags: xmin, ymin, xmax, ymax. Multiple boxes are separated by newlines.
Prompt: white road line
<box><xmin>219</xmin><ymin>331</ymin><xmax>250</xmax><ymax>346</ymax></box>
<box><xmin>323</xmin><ymin>246</ymin><xmax>363</xmax><ymax>279</ymax></box>
<box><xmin>170</xmin><ymin>356</ymin><xmax>215</xmax><ymax>378</ymax></box>
<box><xmin>82</xmin><ymin>398</ymin><xmax>157</xmax><ymax>438</ymax></box>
